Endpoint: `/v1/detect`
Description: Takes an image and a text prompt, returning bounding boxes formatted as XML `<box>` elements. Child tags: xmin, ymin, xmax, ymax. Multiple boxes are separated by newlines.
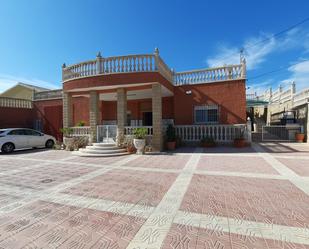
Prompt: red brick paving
<box><xmin>0</xmin><ymin>163</ymin><xmax>96</xmax><ymax>190</ymax></box>
<box><xmin>62</xmin><ymin>169</ymin><xmax>178</xmax><ymax>206</ymax></box>
<box><xmin>180</xmin><ymin>174</ymin><xmax>309</xmax><ymax>227</ymax></box>
<box><xmin>277</xmin><ymin>158</ymin><xmax>309</xmax><ymax>176</ymax></box>
<box><xmin>122</xmin><ymin>155</ymin><xmax>190</xmax><ymax>169</ymax></box>
<box><xmin>0</xmin><ymin>144</ymin><xmax>308</xmax><ymax>248</ymax></box>
<box><xmin>162</xmin><ymin>223</ymin><xmax>309</xmax><ymax>249</ymax></box>
<box><xmin>197</xmin><ymin>155</ymin><xmax>279</xmax><ymax>174</ymax></box>
<box><xmin>65</xmin><ymin>155</ymin><xmax>129</xmax><ymax>165</ymax></box>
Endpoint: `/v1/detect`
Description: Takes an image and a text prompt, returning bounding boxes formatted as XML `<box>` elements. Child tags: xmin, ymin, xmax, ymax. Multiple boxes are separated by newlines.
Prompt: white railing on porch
<box><xmin>175</xmin><ymin>124</ymin><xmax>247</xmax><ymax>143</ymax></box>
<box><xmin>125</xmin><ymin>126</ymin><xmax>153</xmax><ymax>135</ymax></box>
<box><xmin>71</xmin><ymin>126</ymin><xmax>91</xmax><ymax>137</ymax></box>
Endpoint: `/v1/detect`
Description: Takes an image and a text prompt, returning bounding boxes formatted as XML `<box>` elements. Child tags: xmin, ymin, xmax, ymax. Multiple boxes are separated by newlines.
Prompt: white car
<box><xmin>0</xmin><ymin>128</ymin><xmax>56</xmax><ymax>153</ymax></box>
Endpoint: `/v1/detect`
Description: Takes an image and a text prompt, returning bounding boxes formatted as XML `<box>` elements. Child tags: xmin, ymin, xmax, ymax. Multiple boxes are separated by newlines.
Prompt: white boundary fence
<box><xmin>175</xmin><ymin>123</ymin><xmax>250</xmax><ymax>143</ymax></box>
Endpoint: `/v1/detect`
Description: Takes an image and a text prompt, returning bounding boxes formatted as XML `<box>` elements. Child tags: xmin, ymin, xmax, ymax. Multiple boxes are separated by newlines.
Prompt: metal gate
<box><xmin>262</xmin><ymin>125</ymin><xmax>301</xmax><ymax>141</ymax></box>
<box><xmin>97</xmin><ymin>125</ymin><xmax>117</xmax><ymax>143</ymax></box>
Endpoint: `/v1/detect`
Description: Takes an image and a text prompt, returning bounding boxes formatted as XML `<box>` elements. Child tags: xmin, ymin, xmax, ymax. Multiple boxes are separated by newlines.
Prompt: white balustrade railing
<box><xmin>174</xmin><ymin>64</ymin><xmax>244</xmax><ymax>86</ymax></box>
<box><xmin>175</xmin><ymin>124</ymin><xmax>247</xmax><ymax>143</ymax></box>
<box><xmin>125</xmin><ymin>126</ymin><xmax>153</xmax><ymax>135</ymax></box>
<box><xmin>34</xmin><ymin>89</ymin><xmax>63</xmax><ymax>100</ymax></box>
<box><xmin>280</xmin><ymin>89</ymin><xmax>292</xmax><ymax>103</ymax></box>
<box><xmin>63</xmin><ymin>54</ymin><xmax>157</xmax><ymax>81</ymax></box>
<box><xmin>63</xmin><ymin>52</ymin><xmax>244</xmax><ymax>85</ymax></box>
<box><xmin>0</xmin><ymin>97</ymin><xmax>32</xmax><ymax>109</ymax></box>
<box><xmin>71</xmin><ymin>126</ymin><xmax>91</xmax><ymax>137</ymax></box>
<box><xmin>293</xmin><ymin>88</ymin><xmax>309</xmax><ymax>107</ymax></box>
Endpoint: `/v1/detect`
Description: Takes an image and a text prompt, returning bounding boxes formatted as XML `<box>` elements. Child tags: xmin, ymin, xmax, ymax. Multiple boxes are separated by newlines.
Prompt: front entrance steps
<box><xmin>73</xmin><ymin>142</ymin><xmax>129</xmax><ymax>157</ymax></box>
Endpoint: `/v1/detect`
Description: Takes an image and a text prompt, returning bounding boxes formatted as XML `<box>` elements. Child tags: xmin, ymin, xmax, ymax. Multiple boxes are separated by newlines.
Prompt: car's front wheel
<box><xmin>45</xmin><ymin>139</ymin><xmax>54</xmax><ymax>149</ymax></box>
<box><xmin>1</xmin><ymin>142</ymin><xmax>15</xmax><ymax>153</ymax></box>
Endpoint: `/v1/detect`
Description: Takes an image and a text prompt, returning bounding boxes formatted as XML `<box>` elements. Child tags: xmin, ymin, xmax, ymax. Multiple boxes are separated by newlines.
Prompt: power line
<box><xmin>247</xmin><ymin>59</ymin><xmax>309</xmax><ymax>81</ymax></box>
<box><xmin>211</xmin><ymin>17</ymin><xmax>309</xmax><ymax>67</ymax></box>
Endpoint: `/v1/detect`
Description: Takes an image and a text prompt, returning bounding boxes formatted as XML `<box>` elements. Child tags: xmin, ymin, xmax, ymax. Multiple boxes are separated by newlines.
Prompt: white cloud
<box><xmin>206</xmin><ymin>27</ymin><xmax>309</xmax><ymax>70</ymax></box>
<box><xmin>206</xmin><ymin>33</ymin><xmax>276</xmax><ymax>70</ymax></box>
<box><xmin>280</xmin><ymin>60</ymin><xmax>309</xmax><ymax>91</ymax></box>
<box><xmin>0</xmin><ymin>74</ymin><xmax>60</xmax><ymax>93</ymax></box>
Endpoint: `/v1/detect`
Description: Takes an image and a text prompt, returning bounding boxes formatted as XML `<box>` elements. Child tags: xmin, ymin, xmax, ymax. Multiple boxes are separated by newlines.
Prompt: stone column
<box><xmin>63</xmin><ymin>92</ymin><xmax>72</xmax><ymax>128</ymax></box>
<box><xmin>152</xmin><ymin>83</ymin><xmax>163</xmax><ymax>151</ymax></box>
<box><xmin>117</xmin><ymin>88</ymin><xmax>127</xmax><ymax>145</ymax></box>
<box><xmin>89</xmin><ymin>91</ymin><xmax>99</xmax><ymax>143</ymax></box>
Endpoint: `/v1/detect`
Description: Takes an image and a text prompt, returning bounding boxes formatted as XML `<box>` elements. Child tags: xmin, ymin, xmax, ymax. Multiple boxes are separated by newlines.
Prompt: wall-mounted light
<box><xmin>185</xmin><ymin>90</ymin><xmax>192</xmax><ymax>95</ymax></box>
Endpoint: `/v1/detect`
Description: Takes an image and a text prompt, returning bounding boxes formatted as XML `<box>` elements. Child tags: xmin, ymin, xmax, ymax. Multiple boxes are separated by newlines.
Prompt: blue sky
<box><xmin>0</xmin><ymin>0</ymin><xmax>308</xmax><ymax>95</ymax></box>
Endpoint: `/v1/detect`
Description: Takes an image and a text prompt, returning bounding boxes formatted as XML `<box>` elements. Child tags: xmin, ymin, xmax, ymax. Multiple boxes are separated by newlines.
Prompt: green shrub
<box><xmin>76</xmin><ymin>120</ymin><xmax>86</xmax><ymax>127</ymax></box>
<box><xmin>133</xmin><ymin>128</ymin><xmax>148</xmax><ymax>139</ymax></box>
<box><xmin>60</xmin><ymin>127</ymin><xmax>73</xmax><ymax>137</ymax></box>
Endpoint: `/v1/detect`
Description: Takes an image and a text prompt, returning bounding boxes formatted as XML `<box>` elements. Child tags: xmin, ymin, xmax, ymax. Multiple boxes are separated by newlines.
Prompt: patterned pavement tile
<box><xmin>162</xmin><ymin>224</ymin><xmax>309</xmax><ymax>249</ymax></box>
<box><xmin>122</xmin><ymin>155</ymin><xmax>190</xmax><ymax>169</ymax></box>
<box><xmin>0</xmin><ymin>163</ymin><xmax>97</xmax><ymax>190</ymax></box>
<box><xmin>197</xmin><ymin>155</ymin><xmax>279</xmax><ymax>174</ymax></box>
<box><xmin>202</xmin><ymin>145</ymin><xmax>256</xmax><ymax>154</ymax></box>
<box><xmin>1</xmin><ymin>145</ymin><xmax>309</xmax><ymax>248</ymax></box>
<box><xmin>65</xmin><ymin>155</ymin><xmax>128</xmax><ymax>165</ymax></box>
<box><xmin>21</xmin><ymin>149</ymin><xmax>74</xmax><ymax>160</ymax></box>
<box><xmin>0</xmin><ymin>203</ymin><xmax>145</xmax><ymax>249</ymax></box>
<box><xmin>62</xmin><ymin>169</ymin><xmax>178</xmax><ymax>207</ymax></box>
<box><xmin>276</xmin><ymin>158</ymin><xmax>309</xmax><ymax>176</ymax></box>
<box><xmin>259</xmin><ymin>143</ymin><xmax>309</xmax><ymax>157</ymax></box>
<box><xmin>0</xmin><ymin>194</ymin><xmax>22</xmax><ymax>209</ymax></box>
<box><xmin>180</xmin><ymin>174</ymin><xmax>309</xmax><ymax>228</ymax></box>
<box><xmin>0</xmin><ymin>158</ymin><xmax>44</xmax><ymax>173</ymax></box>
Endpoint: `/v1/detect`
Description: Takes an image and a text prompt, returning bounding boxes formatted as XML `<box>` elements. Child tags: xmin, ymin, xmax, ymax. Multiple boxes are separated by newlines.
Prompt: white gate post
<box><xmin>246</xmin><ymin>117</ymin><xmax>252</xmax><ymax>144</ymax></box>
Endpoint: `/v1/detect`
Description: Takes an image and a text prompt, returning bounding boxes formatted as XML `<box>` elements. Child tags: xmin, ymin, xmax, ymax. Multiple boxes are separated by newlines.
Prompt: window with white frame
<box><xmin>194</xmin><ymin>105</ymin><xmax>219</xmax><ymax>124</ymax></box>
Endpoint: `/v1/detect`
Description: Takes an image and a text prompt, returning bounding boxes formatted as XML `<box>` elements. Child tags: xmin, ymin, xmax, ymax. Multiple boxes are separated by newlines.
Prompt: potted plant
<box><xmin>60</xmin><ymin>127</ymin><xmax>74</xmax><ymax>150</ymax></box>
<box><xmin>123</xmin><ymin>135</ymin><xmax>136</xmax><ymax>154</ymax></box>
<box><xmin>233</xmin><ymin>130</ymin><xmax>247</xmax><ymax>148</ymax></box>
<box><xmin>76</xmin><ymin>120</ymin><xmax>86</xmax><ymax>127</ymax></box>
<box><xmin>200</xmin><ymin>136</ymin><xmax>216</xmax><ymax>147</ymax></box>
<box><xmin>295</xmin><ymin>132</ymin><xmax>305</xmax><ymax>143</ymax></box>
<box><xmin>295</xmin><ymin>126</ymin><xmax>305</xmax><ymax>143</ymax></box>
<box><xmin>166</xmin><ymin>124</ymin><xmax>176</xmax><ymax>150</ymax></box>
<box><xmin>133</xmin><ymin>127</ymin><xmax>148</xmax><ymax>154</ymax></box>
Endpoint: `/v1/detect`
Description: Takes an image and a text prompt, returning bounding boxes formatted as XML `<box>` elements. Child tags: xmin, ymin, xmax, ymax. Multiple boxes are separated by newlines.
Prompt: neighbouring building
<box><xmin>0</xmin><ymin>49</ymin><xmax>248</xmax><ymax>150</ymax></box>
<box><xmin>0</xmin><ymin>82</ymin><xmax>49</xmax><ymax>100</ymax></box>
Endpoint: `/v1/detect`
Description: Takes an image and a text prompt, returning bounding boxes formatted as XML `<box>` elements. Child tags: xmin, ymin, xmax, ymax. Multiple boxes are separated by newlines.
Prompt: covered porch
<box><xmin>63</xmin><ymin>83</ymin><xmax>173</xmax><ymax>151</ymax></box>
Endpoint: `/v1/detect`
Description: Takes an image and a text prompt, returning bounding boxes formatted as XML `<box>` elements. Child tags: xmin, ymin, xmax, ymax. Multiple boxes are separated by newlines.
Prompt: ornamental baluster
<box><xmin>144</xmin><ymin>56</ymin><xmax>148</xmax><ymax>71</ymax></box>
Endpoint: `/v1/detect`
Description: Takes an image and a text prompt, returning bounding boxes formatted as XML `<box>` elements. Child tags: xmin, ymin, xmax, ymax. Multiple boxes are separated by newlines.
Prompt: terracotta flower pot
<box><xmin>295</xmin><ymin>133</ymin><xmax>305</xmax><ymax>143</ymax></box>
<box><xmin>233</xmin><ymin>138</ymin><xmax>247</xmax><ymax>148</ymax></box>
<box><xmin>127</xmin><ymin>146</ymin><xmax>136</xmax><ymax>154</ymax></box>
<box><xmin>167</xmin><ymin>141</ymin><xmax>176</xmax><ymax>150</ymax></box>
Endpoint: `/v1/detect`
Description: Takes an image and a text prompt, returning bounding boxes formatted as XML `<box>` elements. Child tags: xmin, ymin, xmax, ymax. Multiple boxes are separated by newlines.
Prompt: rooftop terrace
<box><xmin>62</xmin><ymin>49</ymin><xmax>246</xmax><ymax>85</ymax></box>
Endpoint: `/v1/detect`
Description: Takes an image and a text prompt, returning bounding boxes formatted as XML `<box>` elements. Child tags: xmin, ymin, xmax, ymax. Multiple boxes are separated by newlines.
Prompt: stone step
<box><xmin>73</xmin><ymin>151</ymin><xmax>129</xmax><ymax>157</ymax></box>
<box><xmin>78</xmin><ymin>148</ymin><xmax>127</xmax><ymax>154</ymax></box>
<box><xmin>85</xmin><ymin>145</ymin><xmax>119</xmax><ymax>150</ymax></box>
<box><xmin>91</xmin><ymin>143</ymin><xmax>116</xmax><ymax>147</ymax></box>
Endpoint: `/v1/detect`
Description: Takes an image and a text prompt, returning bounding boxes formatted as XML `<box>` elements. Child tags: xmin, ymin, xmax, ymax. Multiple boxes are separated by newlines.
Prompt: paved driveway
<box><xmin>0</xmin><ymin>143</ymin><xmax>309</xmax><ymax>248</ymax></box>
